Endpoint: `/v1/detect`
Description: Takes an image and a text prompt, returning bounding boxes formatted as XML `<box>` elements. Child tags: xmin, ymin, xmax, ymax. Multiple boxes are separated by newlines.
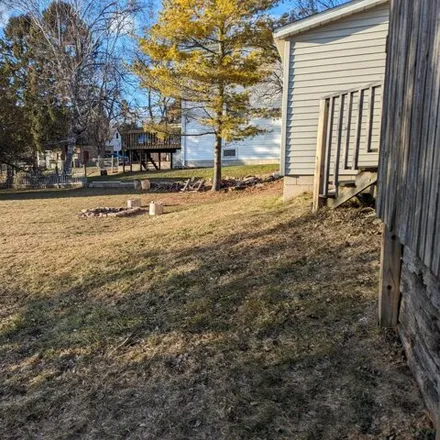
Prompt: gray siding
<box><xmin>286</xmin><ymin>4</ymin><xmax>389</xmax><ymax>176</ymax></box>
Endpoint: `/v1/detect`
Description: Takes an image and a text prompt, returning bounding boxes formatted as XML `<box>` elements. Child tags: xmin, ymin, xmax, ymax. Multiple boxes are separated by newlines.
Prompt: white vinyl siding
<box><xmin>285</xmin><ymin>4</ymin><xmax>389</xmax><ymax>176</ymax></box>
<box><xmin>182</xmin><ymin>116</ymin><xmax>216</xmax><ymax>163</ymax></box>
<box><xmin>183</xmin><ymin>117</ymin><xmax>281</xmax><ymax>166</ymax></box>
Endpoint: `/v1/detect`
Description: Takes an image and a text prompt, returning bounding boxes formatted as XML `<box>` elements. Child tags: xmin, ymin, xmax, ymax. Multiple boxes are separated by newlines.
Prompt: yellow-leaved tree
<box><xmin>134</xmin><ymin>0</ymin><xmax>280</xmax><ymax>190</ymax></box>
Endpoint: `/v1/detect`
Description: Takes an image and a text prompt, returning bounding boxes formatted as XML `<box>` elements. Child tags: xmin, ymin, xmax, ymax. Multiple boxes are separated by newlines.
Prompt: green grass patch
<box><xmin>88</xmin><ymin>163</ymin><xmax>280</xmax><ymax>182</ymax></box>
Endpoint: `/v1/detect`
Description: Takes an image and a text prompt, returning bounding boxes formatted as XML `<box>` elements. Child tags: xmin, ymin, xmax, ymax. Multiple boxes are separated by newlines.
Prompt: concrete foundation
<box><xmin>283</xmin><ymin>175</ymin><xmax>314</xmax><ymax>201</ymax></box>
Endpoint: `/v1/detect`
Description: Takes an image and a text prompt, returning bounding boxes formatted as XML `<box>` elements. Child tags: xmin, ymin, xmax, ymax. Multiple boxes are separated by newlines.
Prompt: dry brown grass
<box><xmin>0</xmin><ymin>182</ymin><xmax>435</xmax><ymax>439</ymax></box>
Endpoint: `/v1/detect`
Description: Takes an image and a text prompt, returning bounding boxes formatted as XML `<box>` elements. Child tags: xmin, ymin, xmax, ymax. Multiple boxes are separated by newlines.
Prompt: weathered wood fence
<box><xmin>0</xmin><ymin>173</ymin><xmax>87</xmax><ymax>189</ymax></box>
<box><xmin>376</xmin><ymin>0</ymin><xmax>440</xmax><ymax>431</ymax></box>
<box><xmin>377</xmin><ymin>0</ymin><xmax>440</xmax><ymax>278</ymax></box>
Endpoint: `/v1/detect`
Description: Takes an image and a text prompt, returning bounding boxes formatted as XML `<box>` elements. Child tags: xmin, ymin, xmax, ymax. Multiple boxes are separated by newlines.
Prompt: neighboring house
<box><xmin>36</xmin><ymin>149</ymin><xmax>63</xmax><ymax>170</ymax></box>
<box><xmin>75</xmin><ymin>127</ymin><xmax>122</xmax><ymax>167</ymax></box>
<box><xmin>274</xmin><ymin>0</ymin><xmax>389</xmax><ymax>201</ymax></box>
<box><xmin>181</xmin><ymin>85</ymin><xmax>282</xmax><ymax>168</ymax></box>
<box><xmin>35</xmin><ymin>128</ymin><xmax>122</xmax><ymax>170</ymax></box>
<box><xmin>106</xmin><ymin>127</ymin><xmax>122</xmax><ymax>154</ymax></box>
<box><xmin>74</xmin><ymin>144</ymin><xmax>99</xmax><ymax>167</ymax></box>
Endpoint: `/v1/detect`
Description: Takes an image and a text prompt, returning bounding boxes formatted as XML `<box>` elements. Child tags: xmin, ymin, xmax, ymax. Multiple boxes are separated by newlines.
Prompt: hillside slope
<box><xmin>0</xmin><ymin>182</ymin><xmax>434</xmax><ymax>439</ymax></box>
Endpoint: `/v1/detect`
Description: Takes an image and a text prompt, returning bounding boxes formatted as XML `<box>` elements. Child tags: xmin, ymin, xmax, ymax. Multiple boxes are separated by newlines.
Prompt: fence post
<box><xmin>313</xmin><ymin>99</ymin><xmax>329</xmax><ymax>212</ymax></box>
<box><xmin>56</xmin><ymin>166</ymin><xmax>60</xmax><ymax>189</ymax></box>
<box><xmin>6</xmin><ymin>166</ymin><xmax>13</xmax><ymax>188</ymax></box>
<box><xmin>379</xmin><ymin>223</ymin><xmax>403</xmax><ymax>327</ymax></box>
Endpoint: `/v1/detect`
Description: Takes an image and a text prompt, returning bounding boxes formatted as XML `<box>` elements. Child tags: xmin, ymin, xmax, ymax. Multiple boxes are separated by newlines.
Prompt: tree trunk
<box><xmin>213</xmin><ymin>135</ymin><xmax>222</xmax><ymax>191</ymax></box>
<box><xmin>6</xmin><ymin>165</ymin><xmax>14</xmax><ymax>189</ymax></box>
<box><xmin>64</xmin><ymin>135</ymin><xmax>76</xmax><ymax>174</ymax></box>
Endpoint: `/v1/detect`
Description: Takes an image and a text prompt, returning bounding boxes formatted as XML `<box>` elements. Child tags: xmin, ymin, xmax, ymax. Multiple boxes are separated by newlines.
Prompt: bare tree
<box><xmin>283</xmin><ymin>0</ymin><xmax>349</xmax><ymax>20</ymax></box>
<box><xmin>2</xmin><ymin>0</ymin><xmax>142</xmax><ymax>173</ymax></box>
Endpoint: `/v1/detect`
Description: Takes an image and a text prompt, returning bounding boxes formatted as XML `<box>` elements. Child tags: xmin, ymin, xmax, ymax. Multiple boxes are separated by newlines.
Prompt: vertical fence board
<box><xmin>377</xmin><ymin>0</ymin><xmax>440</xmax><ymax>278</ymax></box>
<box><xmin>421</xmin><ymin>4</ymin><xmax>440</xmax><ymax>269</ymax></box>
<box><xmin>413</xmin><ymin>0</ymin><xmax>435</xmax><ymax>261</ymax></box>
<box><xmin>379</xmin><ymin>224</ymin><xmax>403</xmax><ymax>328</ymax></box>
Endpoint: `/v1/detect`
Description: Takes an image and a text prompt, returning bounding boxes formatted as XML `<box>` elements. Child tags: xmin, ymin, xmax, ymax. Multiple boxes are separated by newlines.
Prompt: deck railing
<box><xmin>313</xmin><ymin>83</ymin><xmax>383</xmax><ymax>209</ymax></box>
<box><xmin>122</xmin><ymin>131</ymin><xmax>181</xmax><ymax>151</ymax></box>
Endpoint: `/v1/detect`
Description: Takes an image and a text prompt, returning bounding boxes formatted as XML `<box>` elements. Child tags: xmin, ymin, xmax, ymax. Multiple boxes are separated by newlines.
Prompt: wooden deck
<box><xmin>121</xmin><ymin>130</ymin><xmax>181</xmax><ymax>172</ymax></box>
<box><xmin>122</xmin><ymin>130</ymin><xmax>181</xmax><ymax>152</ymax></box>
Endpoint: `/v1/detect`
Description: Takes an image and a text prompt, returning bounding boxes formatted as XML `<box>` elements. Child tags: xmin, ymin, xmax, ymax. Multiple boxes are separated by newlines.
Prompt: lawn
<box><xmin>0</xmin><ymin>181</ymin><xmax>434</xmax><ymax>439</ymax></box>
<box><xmin>86</xmin><ymin>163</ymin><xmax>280</xmax><ymax>182</ymax></box>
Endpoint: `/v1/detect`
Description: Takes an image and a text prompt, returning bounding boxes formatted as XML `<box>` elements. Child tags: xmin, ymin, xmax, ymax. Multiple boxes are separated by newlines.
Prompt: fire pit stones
<box><xmin>78</xmin><ymin>206</ymin><xmax>143</xmax><ymax>218</ymax></box>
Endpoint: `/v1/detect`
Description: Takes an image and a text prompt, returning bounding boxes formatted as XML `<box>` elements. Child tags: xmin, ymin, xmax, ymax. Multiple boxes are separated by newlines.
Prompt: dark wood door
<box><xmin>83</xmin><ymin>150</ymin><xmax>89</xmax><ymax>164</ymax></box>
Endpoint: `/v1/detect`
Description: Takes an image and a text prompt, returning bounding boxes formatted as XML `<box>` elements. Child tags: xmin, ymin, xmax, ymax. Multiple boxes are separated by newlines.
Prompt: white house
<box><xmin>106</xmin><ymin>127</ymin><xmax>122</xmax><ymax>153</ymax></box>
<box><xmin>180</xmin><ymin>86</ymin><xmax>282</xmax><ymax>168</ymax></box>
<box><xmin>274</xmin><ymin>0</ymin><xmax>389</xmax><ymax>200</ymax></box>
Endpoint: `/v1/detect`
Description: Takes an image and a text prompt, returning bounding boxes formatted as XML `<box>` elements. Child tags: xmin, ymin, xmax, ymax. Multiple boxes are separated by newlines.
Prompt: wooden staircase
<box><xmin>147</xmin><ymin>153</ymin><xmax>160</xmax><ymax>170</ymax></box>
<box><xmin>326</xmin><ymin>170</ymin><xmax>377</xmax><ymax>208</ymax></box>
<box><xmin>312</xmin><ymin>83</ymin><xmax>383</xmax><ymax>212</ymax></box>
<box><xmin>138</xmin><ymin>152</ymin><xmax>160</xmax><ymax>171</ymax></box>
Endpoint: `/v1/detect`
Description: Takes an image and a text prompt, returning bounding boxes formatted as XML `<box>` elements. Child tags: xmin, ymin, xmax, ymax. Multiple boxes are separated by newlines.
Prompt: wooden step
<box><xmin>358</xmin><ymin>166</ymin><xmax>378</xmax><ymax>172</ymax></box>
<box><xmin>355</xmin><ymin>170</ymin><xmax>377</xmax><ymax>186</ymax></box>
<box><xmin>328</xmin><ymin>171</ymin><xmax>377</xmax><ymax>209</ymax></box>
<box><xmin>339</xmin><ymin>180</ymin><xmax>356</xmax><ymax>188</ymax></box>
<box><xmin>320</xmin><ymin>192</ymin><xmax>336</xmax><ymax>199</ymax></box>
<box><xmin>148</xmin><ymin>156</ymin><xmax>159</xmax><ymax>170</ymax></box>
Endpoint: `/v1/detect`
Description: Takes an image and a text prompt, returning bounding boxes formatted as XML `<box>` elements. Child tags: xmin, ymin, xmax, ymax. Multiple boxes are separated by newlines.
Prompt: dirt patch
<box><xmin>0</xmin><ymin>184</ymin><xmax>435</xmax><ymax>439</ymax></box>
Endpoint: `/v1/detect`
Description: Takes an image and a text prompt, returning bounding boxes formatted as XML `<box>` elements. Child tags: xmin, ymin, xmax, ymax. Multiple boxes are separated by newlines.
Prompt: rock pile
<box><xmin>78</xmin><ymin>207</ymin><xmax>143</xmax><ymax>218</ymax></box>
<box><xmin>221</xmin><ymin>174</ymin><xmax>281</xmax><ymax>191</ymax></box>
<box><xmin>151</xmin><ymin>181</ymin><xmax>185</xmax><ymax>192</ymax></box>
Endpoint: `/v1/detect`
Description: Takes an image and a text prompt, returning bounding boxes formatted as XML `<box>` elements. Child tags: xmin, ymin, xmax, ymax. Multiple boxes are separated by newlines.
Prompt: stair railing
<box><xmin>312</xmin><ymin>82</ymin><xmax>383</xmax><ymax>212</ymax></box>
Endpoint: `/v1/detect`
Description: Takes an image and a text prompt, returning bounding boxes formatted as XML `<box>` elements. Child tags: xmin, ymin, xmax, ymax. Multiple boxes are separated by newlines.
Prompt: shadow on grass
<box><xmin>0</xmin><ymin>208</ymin><xmax>434</xmax><ymax>439</ymax></box>
<box><xmin>88</xmin><ymin>169</ymin><xmax>208</xmax><ymax>183</ymax></box>
<box><xmin>0</xmin><ymin>187</ymin><xmax>144</xmax><ymax>201</ymax></box>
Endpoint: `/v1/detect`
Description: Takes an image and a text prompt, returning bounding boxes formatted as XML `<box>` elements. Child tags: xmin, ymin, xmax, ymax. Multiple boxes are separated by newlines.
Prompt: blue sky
<box><xmin>0</xmin><ymin>2</ymin><xmax>292</xmax><ymax>32</ymax></box>
<box><xmin>0</xmin><ymin>0</ymin><xmax>295</xmax><ymax>111</ymax></box>
<box><xmin>271</xmin><ymin>3</ymin><xmax>291</xmax><ymax>17</ymax></box>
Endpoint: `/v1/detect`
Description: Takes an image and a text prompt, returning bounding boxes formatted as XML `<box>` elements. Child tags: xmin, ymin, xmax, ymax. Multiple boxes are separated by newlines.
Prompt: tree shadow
<box><xmin>0</xmin><ymin>208</ymin><xmax>433</xmax><ymax>439</ymax></box>
<box><xmin>0</xmin><ymin>187</ymin><xmax>145</xmax><ymax>201</ymax></box>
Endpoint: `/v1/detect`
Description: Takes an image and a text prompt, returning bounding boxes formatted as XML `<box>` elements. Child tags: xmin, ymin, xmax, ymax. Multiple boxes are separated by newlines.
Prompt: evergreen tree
<box><xmin>135</xmin><ymin>0</ymin><xmax>279</xmax><ymax>190</ymax></box>
<box><xmin>0</xmin><ymin>60</ymin><xmax>33</xmax><ymax>169</ymax></box>
<box><xmin>1</xmin><ymin>14</ymin><xmax>70</xmax><ymax>159</ymax></box>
